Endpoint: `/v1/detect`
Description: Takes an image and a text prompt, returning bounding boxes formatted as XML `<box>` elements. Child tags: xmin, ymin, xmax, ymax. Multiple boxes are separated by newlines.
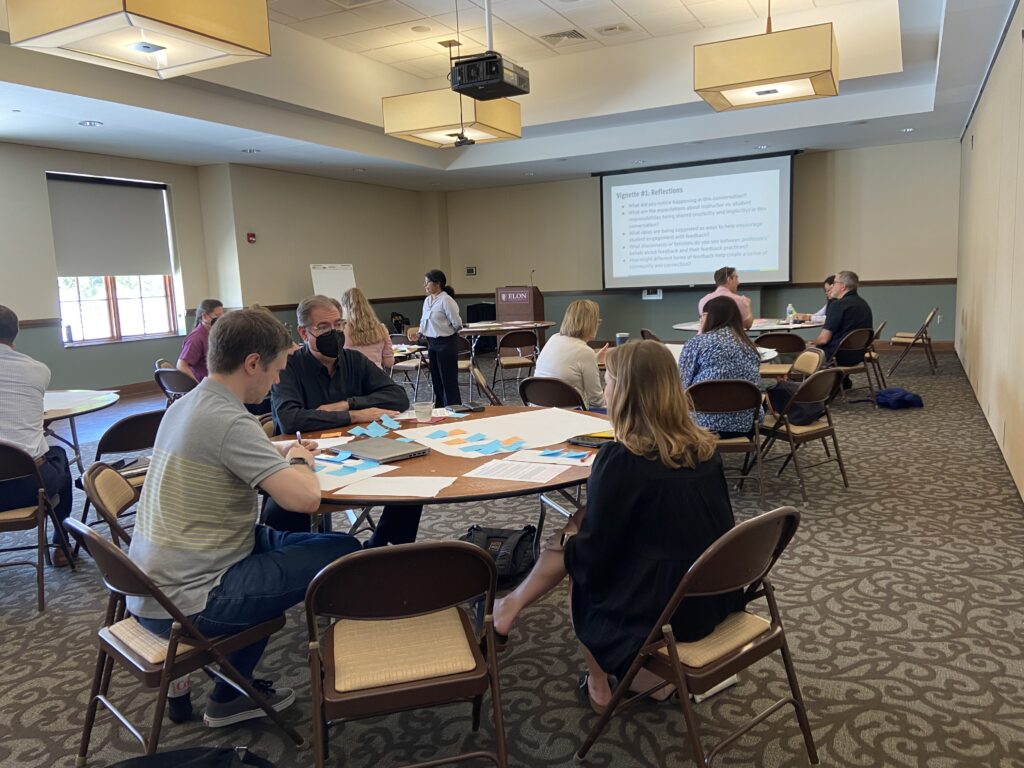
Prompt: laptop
<box><xmin>347</xmin><ymin>436</ymin><xmax>430</xmax><ymax>462</ymax></box>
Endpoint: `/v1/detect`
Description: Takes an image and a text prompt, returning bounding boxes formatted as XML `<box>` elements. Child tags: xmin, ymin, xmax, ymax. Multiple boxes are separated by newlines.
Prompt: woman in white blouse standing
<box><xmin>410</xmin><ymin>269</ymin><xmax>463</xmax><ymax>407</ymax></box>
<box><xmin>534</xmin><ymin>299</ymin><xmax>608</xmax><ymax>409</ymax></box>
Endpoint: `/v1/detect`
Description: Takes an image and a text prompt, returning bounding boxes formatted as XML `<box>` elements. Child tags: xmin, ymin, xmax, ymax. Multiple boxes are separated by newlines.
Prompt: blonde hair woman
<box><xmin>493</xmin><ymin>340</ymin><xmax>740</xmax><ymax>711</ymax></box>
<box><xmin>534</xmin><ymin>299</ymin><xmax>608</xmax><ymax>408</ymax></box>
<box><xmin>340</xmin><ymin>287</ymin><xmax>395</xmax><ymax>369</ymax></box>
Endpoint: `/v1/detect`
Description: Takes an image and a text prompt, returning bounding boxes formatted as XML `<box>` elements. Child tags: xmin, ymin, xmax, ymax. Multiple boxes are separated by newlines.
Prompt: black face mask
<box><xmin>208</xmin><ymin>316</ymin><xmax>218</xmax><ymax>327</ymax></box>
<box><xmin>313</xmin><ymin>329</ymin><xmax>342</xmax><ymax>358</ymax></box>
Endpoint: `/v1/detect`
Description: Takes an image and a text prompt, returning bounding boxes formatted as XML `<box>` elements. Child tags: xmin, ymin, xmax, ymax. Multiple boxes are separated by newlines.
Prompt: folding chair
<box><xmin>305</xmin><ymin>541</ymin><xmax>507</xmax><ymax>768</ymax></box>
<box><xmin>864</xmin><ymin>320</ymin><xmax>888</xmax><ymax>389</ymax></box>
<box><xmin>66</xmin><ymin>519</ymin><xmax>304</xmax><ymax>764</ymax></box>
<box><xmin>82</xmin><ymin>463</ymin><xmax>138</xmax><ymax>549</ymax></box>
<box><xmin>757</xmin><ymin>333</ymin><xmax>806</xmax><ymax>379</ymax></box>
<box><xmin>519</xmin><ymin>376</ymin><xmax>586</xmax><ymax>409</ymax></box>
<box><xmin>788</xmin><ymin>348</ymin><xmax>825</xmax><ymax>382</ymax></box>
<box><xmin>154</xmin><ymin>368</ymin><xmax>196</xmax><ymax>407</ymax></box>
<box><xmin>492</xmin><ymin>331</ymin><xmax>537</xmax><ymax>400</ymax></box>
<box><xmin>832</xmin><ymin>328</ymin><xmax>877</xmax><ymax>404</ymax></box>
<box><xmin>889</xmin><ymin>308</ymin><xmax>938</xmax><ymax>376</ymax></box>
<box><xmin>0</xmin><ymin>443</ymin><xmax>76</xmax><ymax>611</ymax></box>
<box><xmin>577</xmin><ymin>506</ymin><xmax>818</xmax><ymax>767</ymax></box>
<box><xmin>640</xmin><ymin>328</ymin><xmax>661</xmax><ymax>342</ymax></box>
<box><xmin>154</xmin><ymin>359</ymin><xmax>175</xmax><ymax>370</ymax></box>
<box><xmin>686</xmin><ymin>380</ymin><xmax>765</xmax><ymax>509</ymax></box>
<box><xmin>471</xmin><ymin>364</ymin><xmax>503</xmax><ymax>406</ymax></box>
<box><xmin>390</xmin><ymin>333</ymin><xmax>430</xmax><ymax>401</ymax></box>
<box><xmin>457</xmin><ymin>335</ymin><xmax>475</xmax><ymax>400</ymax></box>
<box><xmin>258</xmin><ymin>413</ymin><xmax>276</xmax><ymax>438</ymax></box>
<box><xmin>759</xmin><ymin>368</ymin><xmax>847</xmax><ymax>502</ymax></box>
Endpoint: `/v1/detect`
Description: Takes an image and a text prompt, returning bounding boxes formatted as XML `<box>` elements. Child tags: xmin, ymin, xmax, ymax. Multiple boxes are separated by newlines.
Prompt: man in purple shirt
<box><xmin>697</xmin><ymin>267</ymin><xmax>754</xmax><ymax>330</ymax></box>
<box><xmin>177</xmin><ymin>299</ymin><xmax>224</xmax><ymax>382</ymax></box>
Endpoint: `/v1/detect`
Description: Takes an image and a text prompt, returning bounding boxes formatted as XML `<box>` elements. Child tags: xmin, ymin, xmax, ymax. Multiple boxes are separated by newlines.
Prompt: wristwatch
<box><xmin>289</xmin><ymin>457</ymin><xmax>310</xmax><ymax>467</ymax></box>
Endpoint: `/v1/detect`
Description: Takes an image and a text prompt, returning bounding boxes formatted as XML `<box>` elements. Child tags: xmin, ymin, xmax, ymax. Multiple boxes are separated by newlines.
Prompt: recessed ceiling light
<box><xmin>524</xmin><ymin>172</ymin><xmax>535</xmax><ymax>176</ymax></box>
<box><xmin>411</xmin><ymin>25</ymin><xmax>431</xmax><ymax>33</ymax></box>
<box><xmin>78</xmin><ymin>120</ymin><xmax>103</xmax><ymax>127</ymax></box>
<box><xmin>241</xmin><ymin>148</ymin><xmax>260</xmax><ymax>153</ymax></box>
<box><xmin>900</xmin><ymin>127</ymin><xmax>915</xmax><ymax>133</ymax></box>
<box><xmin>756</xmin><ymin>144</ymin><xmax>769</xmax><ymax>150</ymax></box>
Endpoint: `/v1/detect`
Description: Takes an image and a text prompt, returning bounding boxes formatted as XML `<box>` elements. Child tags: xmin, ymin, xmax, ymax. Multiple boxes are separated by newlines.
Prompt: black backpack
<box><xmin>390</xmin><ymin>312</ymin><xmax>411</xmax><ymax>334</ymax></box>
<box><xmin>458</xmin><ymin>525</ymin><xmax>537</xmax><ymax>588</ymax></box>
<box><xmin>110</xmin><ymin>748</ymin><xmax>275</xmax><ymax>768</ymax></box>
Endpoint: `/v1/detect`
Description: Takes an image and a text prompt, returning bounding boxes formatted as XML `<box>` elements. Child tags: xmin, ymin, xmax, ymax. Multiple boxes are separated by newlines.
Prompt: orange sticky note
<box><xmin>319</xmin><ymin>431</ymin><xmax>345</xmax><ymax>438</ymax></box>
<box><xmin>447</xmin><ymin>429</ymin><xmax>467</xmax><ymax>436</ymax></box>
<box><xmin>444</xmin><ymin>438</ymin><xmax>467</xmax><ymax>446</ymax></box>
<box><xmin>501</xmin><ymin>436</ymin><xmax>523</xmax><ymax>446</ymax></box>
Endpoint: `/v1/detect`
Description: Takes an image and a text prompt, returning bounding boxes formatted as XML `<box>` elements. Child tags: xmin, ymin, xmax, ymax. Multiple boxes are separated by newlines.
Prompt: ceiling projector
<box><xmin>450</xmin><ymin>52</ymin><xmax>530</xmax><ymax>100</ymax></box>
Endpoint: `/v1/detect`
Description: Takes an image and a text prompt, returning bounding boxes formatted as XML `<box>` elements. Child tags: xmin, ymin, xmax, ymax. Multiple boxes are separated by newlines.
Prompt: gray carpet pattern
<box><xmin>3</xmin><ymin>351</ymin><xmax>1024</xmax><ymax>767</ymax></box>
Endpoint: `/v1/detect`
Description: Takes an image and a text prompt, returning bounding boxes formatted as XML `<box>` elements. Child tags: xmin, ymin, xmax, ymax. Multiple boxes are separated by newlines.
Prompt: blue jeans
<box><xmin>0</xmin><ymin>446</ymin><xmax>72</xmax><ymax>544</ymax></box>
<box><xmin>262</xmin><ymin>499</ymin><xmax>422</xmax><ymax>547</ymax></box>
<box><xmin>139</xmin><ymin>526</ymin><xmax>361</xmax><ymax>694</ymax></box>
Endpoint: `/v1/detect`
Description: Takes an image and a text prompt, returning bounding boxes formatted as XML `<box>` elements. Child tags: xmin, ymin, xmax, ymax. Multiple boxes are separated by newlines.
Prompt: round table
<box><xmin>43</xmin><ymin>390</ymin><xmax>120</xmax><ymax>472</ymax></box>
<box><xmin>663</xmin><ymin>343</ymin><xmax>778</xmax><ymax>363</ymax></box>
<box><xmin>672</xmin><ymin>319</ymin><xmax>825</xmax><ymax>333</ymax></box>
<box><xmin>311</xmin><ymin>405</ymin><xmax>599</xmax><ymax>507</ymax></box>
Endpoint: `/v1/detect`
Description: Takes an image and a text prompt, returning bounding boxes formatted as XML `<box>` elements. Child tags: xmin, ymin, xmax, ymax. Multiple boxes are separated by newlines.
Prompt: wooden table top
<box><xmin>307</xmin><ymin>405</ymin><xmax>602</xmax><ymax>506</ymax></box>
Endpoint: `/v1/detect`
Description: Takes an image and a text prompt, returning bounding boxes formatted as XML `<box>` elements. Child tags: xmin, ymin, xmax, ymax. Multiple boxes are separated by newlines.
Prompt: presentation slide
<box><xmin>601</xmin><ymin>155</ymin><xmax>792</xmax><ymax>289</ymax></box>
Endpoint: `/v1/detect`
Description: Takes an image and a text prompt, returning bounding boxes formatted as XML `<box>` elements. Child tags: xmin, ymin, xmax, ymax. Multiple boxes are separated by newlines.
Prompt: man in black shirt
<box><xmin>812</xmin><ymin>270</ymin><xmax>874</xmax><ymax>367</ymax></box>
<box><xmin>268</xmin><ymin>295</ymin><xmax>421</xmax><ymax>546</ymax></box>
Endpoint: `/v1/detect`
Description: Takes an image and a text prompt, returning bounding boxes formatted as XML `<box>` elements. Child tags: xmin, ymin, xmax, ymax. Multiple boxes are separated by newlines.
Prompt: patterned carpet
<box><xmin>2</xmin><ymin>351</ymin><xmax>1024</xmax><ymax>768</ymax></box>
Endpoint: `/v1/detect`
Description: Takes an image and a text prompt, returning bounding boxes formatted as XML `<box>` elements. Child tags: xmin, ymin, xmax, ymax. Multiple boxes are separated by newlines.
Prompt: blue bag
<box><xmin>875</xmin><ymin>387</ymin><xmax>924</xmax><ymax>409</ymax></box>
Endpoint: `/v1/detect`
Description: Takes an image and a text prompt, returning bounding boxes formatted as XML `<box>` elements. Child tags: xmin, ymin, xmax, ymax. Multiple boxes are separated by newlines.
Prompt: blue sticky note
<box><xmin>477</xmin><ymin>445</ymin><xmax>503</xmax><ymax>455</ymax></box>
<box><xmin>365</xmin><ymin>421</ymin><xmax>389</xmax><ymax>438</ymax></box>
<box><xmin>381</xmin><ymin>414</ymin><xmax>401</xmax><ymax>429</ymax></box>
<box><xmin>540</xmin><ymin>449</ymin><xmax>564</xmax><ymax>457</ymax></box>
<box><xmin>465</xmin><ymin>433</ymin><xmax>487</xmax><ymax>443</ymax></box>
<box><xmin>564</xmin><ymin>451</ymin><xmax>589</xmax><ymax>459</ymax></box>
<box><xmin>460</xmin><ymin>443</ymin><xmax>489</xmax><ymax>453</ymax></box>
<box><xmin>504</xmin><ymin>441</ymin><xmax>526</xmax><ymax>452</ymax></box>
<box><xmin>328</xmin><ymin>465</ymin><xmax>357</xmax><ymax>476</ymax></box>
<box><xmin>352</xmin><ymin>459</ymin><xmax>380</xmax><ymax>471</ymax></box>
<box><xmin>349</xmin><ymin>426</ymin><xmax>368</xmax><ymax>437</ymax></box>
<box><xmin>396</xmin><ymin>437</ymin><xmax>413</xmax><ymax>443</ymax></box>
<box><xmin>445</xmin><ymin>409</ymin><xmax>469</xmax><ymax>418</ymax></box>
<box><xmin>426</xmin><ymin>429</ymin><xmax>449</xmax><ymax>440</ymax></box>
<box><xmin>319</xmin><ymin>451</ymin><xmax>352</xmax><ymax>463</ymax></box>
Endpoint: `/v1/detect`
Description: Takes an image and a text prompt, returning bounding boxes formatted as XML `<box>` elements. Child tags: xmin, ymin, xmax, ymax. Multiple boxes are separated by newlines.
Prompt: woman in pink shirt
<box><xmin>341</xmin><ymin>287</ymin><xmax>395</xmax><ymax>370</ymax></box>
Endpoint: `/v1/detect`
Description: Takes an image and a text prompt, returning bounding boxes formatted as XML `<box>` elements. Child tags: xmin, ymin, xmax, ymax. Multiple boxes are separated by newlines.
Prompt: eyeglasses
<box><xmin>308</xmin><ymin>321</ymin><xmax>343</xmax><ymax>335</ymax></box>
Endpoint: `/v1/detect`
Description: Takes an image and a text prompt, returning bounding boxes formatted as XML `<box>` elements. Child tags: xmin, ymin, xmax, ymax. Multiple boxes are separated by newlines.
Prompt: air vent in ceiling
<box><xmin>539</xmin><ymin>29</ymin><xmax>589</xmax><ymax>47</ymax></box>
<box><xmin>326</xmin><ymin>0</ymin><xmax>386</xmax><ymax>10</ymax></box>
<box><xmin>596</xmin><ymin>23</ymin><xmax>632</xmax><ymax>36</ymax></box>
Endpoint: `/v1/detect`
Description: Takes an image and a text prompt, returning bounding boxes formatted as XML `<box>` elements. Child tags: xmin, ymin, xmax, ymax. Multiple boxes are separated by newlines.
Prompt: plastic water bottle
<box><xmin>785</xmin><ymin>303</ymin><xmax>796</xmax><ymax>323</ymax></box>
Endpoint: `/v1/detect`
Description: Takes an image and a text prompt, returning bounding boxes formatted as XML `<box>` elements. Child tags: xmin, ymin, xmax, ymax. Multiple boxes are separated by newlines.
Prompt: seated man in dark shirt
<box><xmin>268</xmin><ymin>295</ymin><xmax>421</xmax><ymax>546</ymax></box>
<box><xmin>812</xmin><ymin>270</ymin><xmax>874</xmax><ymax>369</ymax></box>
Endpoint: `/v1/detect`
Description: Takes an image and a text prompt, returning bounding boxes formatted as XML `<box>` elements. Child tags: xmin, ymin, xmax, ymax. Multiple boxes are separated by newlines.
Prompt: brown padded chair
<box><xmin>259</xmin><ymin>413</ymin><xmax>276</xmax><ymax>438</ymax></box>
<box><xmin>577</xmin><ymin>506</ymin><xmax>818</xmax><ymax>767</ymax></box>
<box><xmin>457</xmin><ymin>335</ymin><xmax>475</xmax><ymax>398</ymax></box>
<box><xmin>889</xmin><ymin>308</ymin><xmax>938</xmax><ymax>376</ymax></box>
<box><xmin>864</xmin><ymin>320</ymin><xmax>888</xmax><ymax>389</ymax></box>
<box><xmin>66</xmin><ymin>518</ymin><xmax>304</xmax><ymax>764</ymax></box>
<box><xmin>757</xmin><ymin>332</ymin><xmax>807</xmax><ymax>378</ymax></box>
<box><xmin>471</xmin><ymin>364</ymin><xmax>503</xmax><ymax>406</ymax></box>
<box><xmin>82</xmin><ymin>463</ymin><xmax>138</xmax><ymax>549</ymax></box>
<box><xmin>390</xmin><ymin>333</ymin><xmax>430</xmax><ymax>401</ymax></box>
<box><xmin>788</xmin><ymin>348</ymin><xmax>826</xmax><ymax>382</ymax></box>
<box><xmin>305</xmin><ymin>541</ymin><xmax>507</xmax><ymax>768</ymax></box>
<box><xmin>760</xmin><ymin>368</ymin><xmax>847</xmax><ymax>502</ymax></box>
<box><xmin>154</xmin><ymin>368</ymin><xmax>196</xmax><ymax>407</ymax></box>
<box><xmin>492</xmin><ymin>330</ymin><xmax>537</xmax><ymax>400</ymax></box>
<box><xmin>0</xmin><ymin>443</ymin><xmax>76</xmax><ymax>611</ymax></box>
<box><xmin>519</xmin><ymin>376</ymin><xmax>586</xmax><ymax>410</ymax></box>
<box><xmin>686</xmin><ymin>380</ymin><xmax>766</xmax><ymax>509</ymax></box>
<box><xmin>832</xmin><ymin>328</ymin><xmax>877</xmax><ymax>404</ymax></box>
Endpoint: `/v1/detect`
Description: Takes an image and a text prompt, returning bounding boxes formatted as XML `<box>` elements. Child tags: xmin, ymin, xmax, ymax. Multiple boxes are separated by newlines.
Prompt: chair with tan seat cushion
<box><xmin>832</xmin><ymin>327</ymin><xmax>877</xmax><ymax>404</ymax></box>
<box><xmin>788</xmin><ymin>347</ymin><xmax>825</xmax><ymax>381</ymax></box>
<box><xmin>756</xmin><ymin>332</ymin><xmax>807</xmax><ymax>379</ymax></box>
<box><xmin>305</xmin><ymin>541</ymin><xmax>507</xmax><ymax>768</ymax></box>
<box><xmin>82</xmin><ymin>462</ymin><xmax>140</xmax><ymax>549</ymax></box>
<box><xmin>0</xmin><ymin>443</ymin><xmax>76</xmax><ymax>612</ymax></box>
<box><xmin>66</xmin><ymin>519</ymin><xmax>303</xmax><ymax>763</ymax></box>
<box><xmin>492</xmin><ymin>330</ymin><xmax>538</xmax><ymax>400</ymax></box>
<box><xmin>577</xmin><ymin>506</ymin><xmax>817</xmax><ymax>768</ymax></box>
<box><xmin>889</xmin><ymin>308</ymin><xmax>938</xmax><ymax>376</ymax></box>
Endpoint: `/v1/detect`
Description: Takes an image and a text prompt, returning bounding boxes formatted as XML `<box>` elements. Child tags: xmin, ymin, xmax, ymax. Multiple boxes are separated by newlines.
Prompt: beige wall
<box><xmin>957</xmin><ymin>2</ymin><xmax>1024</xmax><ymax>496</ymax></box>
<box><xmin>0</xmin><ymin>141</ymin><xmax>208</xmax><ymax>321</ymax></box>
<box><xmin>444</xmin><ymin>144</ymin><xmax>961</xmax><ymax>293</ymax></box>
<box><xmin>197</xmin><ymin>164</ymin><xmax>243</xmax><ymax>308</ymax></box>
<box><xmin>224</xmin><ymin>165</ymin><xmax>434</xmax><ymax>305</ymax></box>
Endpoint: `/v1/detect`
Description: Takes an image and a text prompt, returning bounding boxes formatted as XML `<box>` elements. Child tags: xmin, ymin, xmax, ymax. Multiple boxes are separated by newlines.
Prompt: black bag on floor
<box><xmin>458</xmin><ymin>524</ymin><xmax>536</xmax><ymax>588</ymax></box>
<box><xmin>109</xmin><ymin>748</ymin><xmax>275</xmax><ymax>768</ymax></box>
<box><xmin>767</xmin><ymin>380</ymin><xmax>826</xmax><ymax>426</ymax></box>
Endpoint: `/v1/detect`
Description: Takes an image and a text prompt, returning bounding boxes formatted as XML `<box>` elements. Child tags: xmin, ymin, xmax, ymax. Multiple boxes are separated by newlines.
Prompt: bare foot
<box><xmin>492</xmin><ymin>597</ymin><xmax>515</xmax><ymax>637</ymax></box>
<box><xmin>587</xmin><ymin>672</ymin><xmax>613</xmax><ymax>708</ymax></box>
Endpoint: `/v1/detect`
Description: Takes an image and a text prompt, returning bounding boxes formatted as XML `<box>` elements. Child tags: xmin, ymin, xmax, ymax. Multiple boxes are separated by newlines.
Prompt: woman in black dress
<box><xmin>493</xmin><ymin>340</ymin><xmax>740</xmax><ymax>710</ymax></box>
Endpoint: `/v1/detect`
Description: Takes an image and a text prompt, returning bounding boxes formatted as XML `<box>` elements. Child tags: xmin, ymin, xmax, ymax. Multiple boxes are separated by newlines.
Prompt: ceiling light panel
<box><xmin>270</xmin><ymin>0</ymin><xmax>347</xmax><ymax>21</ymax></box>
<box><xmin>685</xmin><ymin>0</ymin><xmax>757</xmax><ymax>27</ymax></box>
<box><xmin>290</xmin><ymin>11</ymin><xmax>378</xmax><ymax>36</ymax></box>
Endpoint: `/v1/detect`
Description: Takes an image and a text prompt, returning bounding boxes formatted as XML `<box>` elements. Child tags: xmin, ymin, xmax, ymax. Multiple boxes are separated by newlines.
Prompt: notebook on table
<box><xmin>347</xmin><ymin>437</ymin><xmax>430</xmax><ymax>462</ymax></box>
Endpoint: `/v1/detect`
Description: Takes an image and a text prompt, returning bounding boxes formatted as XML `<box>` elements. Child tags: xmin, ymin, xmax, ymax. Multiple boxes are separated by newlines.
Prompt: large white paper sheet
<box><xmin>44</xmin><ymin>391</ymin><xmax>111</xmax><ymax>411</ymax></box>
<box><xmin>397</xmin><ymin>408</ymin><xmax>610</xmax><ymax>457</ymax></box>
<box><xmin>462</xmin><ymin>460</ymin><xmax>569</xmax><ymax>483</ymax></box>
<box><xmin>313</xmin><ymin>462</ymin><xmax>396</xmax><ymax>491</ymax></box>
<box><xmin>333</xmin><ymin>476</ymin><xmax>458</xmax><ymax>498</ymax></box>
<box><xmin>313</xmin><ymin>436</ymin><xmax>356</xmax><ymax>450</ymax></box>
<box><xmin>504</xmin><ymin>449</ymin><xmax>596</xmax><ymax>467</ymax></box>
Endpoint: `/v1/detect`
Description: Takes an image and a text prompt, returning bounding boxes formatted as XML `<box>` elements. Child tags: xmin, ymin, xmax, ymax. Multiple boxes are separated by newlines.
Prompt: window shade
<box><xmin>46</xmin><ymin>176</ymin><xmax>173</xmax><ymax>277</ymax></box>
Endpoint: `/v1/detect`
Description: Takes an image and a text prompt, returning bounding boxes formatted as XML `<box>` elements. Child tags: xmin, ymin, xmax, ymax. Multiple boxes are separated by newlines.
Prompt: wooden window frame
<box><xmin>61</xmin><ymin>274</ymin><xmax>179</xmax><ymax>346</ymax></box>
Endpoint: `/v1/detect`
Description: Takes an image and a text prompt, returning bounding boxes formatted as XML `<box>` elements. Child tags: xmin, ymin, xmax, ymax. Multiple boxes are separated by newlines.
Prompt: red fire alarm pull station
<box><xmin>246</xmin><ymin>232</ymin><xmax>256</xmax><ymax>243</ymax></box>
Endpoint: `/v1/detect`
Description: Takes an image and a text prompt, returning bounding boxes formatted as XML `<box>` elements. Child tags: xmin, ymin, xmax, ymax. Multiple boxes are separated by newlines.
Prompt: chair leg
<box><xmin>754</xmin><ymin>446</ymin><xmax>765</xmax><ymax>510</ymax></box>
<box><xmin>483</xmin><ymin>621</ymin><xmax>509</xmax><ymax>768</ymax></box>
<box><xmin>309</xmin><ymin>652</ymin><xmax>328</xmax><ymax>768</ymax></box>
<box><xmin>778</xmin><ymin>639</ymin><xmax>820</xmax><ymax>765</ymax></box>
<box><xmin>47</xmin><ymin>503</ymin><xmax>76</xmax><ymax>571</ymax></box>
<box><xmin>576</xmin><ymin>650</ymin><xmax>648</xmax><ymax>760</ymax></box>
<box><xmin>145</xmin><ymin>667</ymin><xmax>174</xmax><ymax>754</ymax></box>
<box><xmin>36</xmin><ymin>512</ymin><xmax>45</xmax><ymax>612</ymax></box>
<box><xmin>471</xmin><ymin>694</ymin><xmax>483</xmax><ymax>731</ymax></box>
<box><xmin>788</xmin><ymin>439</ymin><xmax>809</xmax><ymax>502</ymax></box>
<box><xmin>831</xmin><ymin>433</ymin><xmax>850</xmax><ymax>489</ymax></box>
<box><xmin>77</xmin><ymin>649</ymin><xmax>108</xmax><ymax>767</ymax></box>
<box><xmin>925</xmin><ymin>340</ymin><xmax>938</xmax><ymax>372</ymax></box>
<box><xmin>73</xmin><ymin>499</ymin><xmax>93</xmax><ymax>557</ymax></box>
<box><xmin>887</xmin><ymin>343</ymin><xmax>913</xmax><ymax>376</ymax></box>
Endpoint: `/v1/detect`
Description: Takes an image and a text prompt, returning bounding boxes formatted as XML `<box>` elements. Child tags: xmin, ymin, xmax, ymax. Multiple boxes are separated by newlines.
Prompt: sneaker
<box><xmin>203</xmin><ymin>679</ymin><xmax>295</xmax><ymax>728</ymax></box>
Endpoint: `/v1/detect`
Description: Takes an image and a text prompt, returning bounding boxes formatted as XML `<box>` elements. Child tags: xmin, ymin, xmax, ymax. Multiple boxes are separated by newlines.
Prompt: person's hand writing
<box><xmin>595</xmin><ymin>343</ymin><xmax>609</xmax><ymax>365</ymax></box>
<box><xmin>349</xmin><ymin>407</ymin><xmax>400</xmax><ymax>424</ymax></box>
<box><xmin>274</xmin><ymin>439</ymin><xmax>319</xmax><ymax>458</ymax></box>
<box><xmin>285</xmin><ymin>444</ymin><xmax>315</xmax><ymax>467</ymax></box>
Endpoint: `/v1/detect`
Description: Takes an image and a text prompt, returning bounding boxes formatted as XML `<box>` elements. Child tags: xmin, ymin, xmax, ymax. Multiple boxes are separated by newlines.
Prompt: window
<box><xmin>46</xmin><ymin>173</ymin><xmax>181</xmax><ymax>346</ymax></box>
<box><xmin>58</xmin><ymin>275</ymin><xmax>176</xmax><ymax>344</ymax></box>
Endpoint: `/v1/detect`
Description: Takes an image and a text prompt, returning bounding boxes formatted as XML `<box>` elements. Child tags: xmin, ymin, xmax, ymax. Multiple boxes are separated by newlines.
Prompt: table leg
<box><xmin>44</xmin><ymin>417</ymin><xmax>84</xmax><ymax>473</ymax></box>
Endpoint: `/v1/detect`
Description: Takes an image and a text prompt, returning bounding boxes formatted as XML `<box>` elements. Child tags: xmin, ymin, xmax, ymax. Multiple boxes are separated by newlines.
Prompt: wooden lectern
<box><xmin>495</xmin><ymin>286</ymin><xmax>544</xmax><ymax>323</ymax></box>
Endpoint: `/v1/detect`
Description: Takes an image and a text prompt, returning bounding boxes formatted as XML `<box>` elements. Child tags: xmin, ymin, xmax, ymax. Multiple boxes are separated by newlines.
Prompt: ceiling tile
<box><xmin>614</xmin><ymin>0</ymin><xmax>690</xmax><ymax>13</ymax></box>
<box><xmin>591</xmin><ymin>26</ymin><xmax>652</xmax><ymax>44</ymax></box>
<box><xmin>684</xmin><ymin>0</ymin><xmax>757</xmax><ymax>27</ymax></box>
<box><xmin>268</xmin><ymin>9</ymin><xmax>299</xmax><ymax>24</ymax></box>
<box><xmin>268</xmin><ymin>0</ymin><xmax>345</xmax><ymax>21</ymax></box>
<box><xmin>384</xmin><ymin>18</ymin><xmax>456</xmax><ymax>41</ymax></box>
<box><xmin>289</xmin><ymin>11</ymin><xmax>379</xmax><ymax>37</ymax></box>
<box><xmin>352</xmin><ymin>0</ymin><xmax>425</xmax><ymax>26</ymax></box>
<box><xmin>327</xmin><ymin>26</ymin><xmax>409</xmax><ymax>51</ymax></box>
<box><xmin>557</xmin><ymin>0</ymin><xmax>630</xmax><ymax>29</ymax></box>
<box><xmin>755</xmin><ymin>0</ymin><xmax>814</xmax><ymax>13</ymax></box>
<box><xmin>433</xmin><ymin>7</ymin><xmax>488</xmax><ymax>30</ymax></box>
<box><xmin>401</xmin><ymin>0</ymin><xmax>471</xmax><ymax>13</ymax></box>
<box><xmin>634</xmin><ymin>8</ymin><xmax>702</xmax><ymax>34</ymax></box>
<box><xmin>418</xmin><ymin>33</ymin><xmax>486</xmax><ymax>56</ymax></box>
<box><xmin>364</xmin><ymin>40</ymin><xmax>440</xmax><ymax>61</ymax></box>
<box><xmin>550</xmin><ymin>39</ymin><xmax>604</xmax><ymax>52</ymax></box>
